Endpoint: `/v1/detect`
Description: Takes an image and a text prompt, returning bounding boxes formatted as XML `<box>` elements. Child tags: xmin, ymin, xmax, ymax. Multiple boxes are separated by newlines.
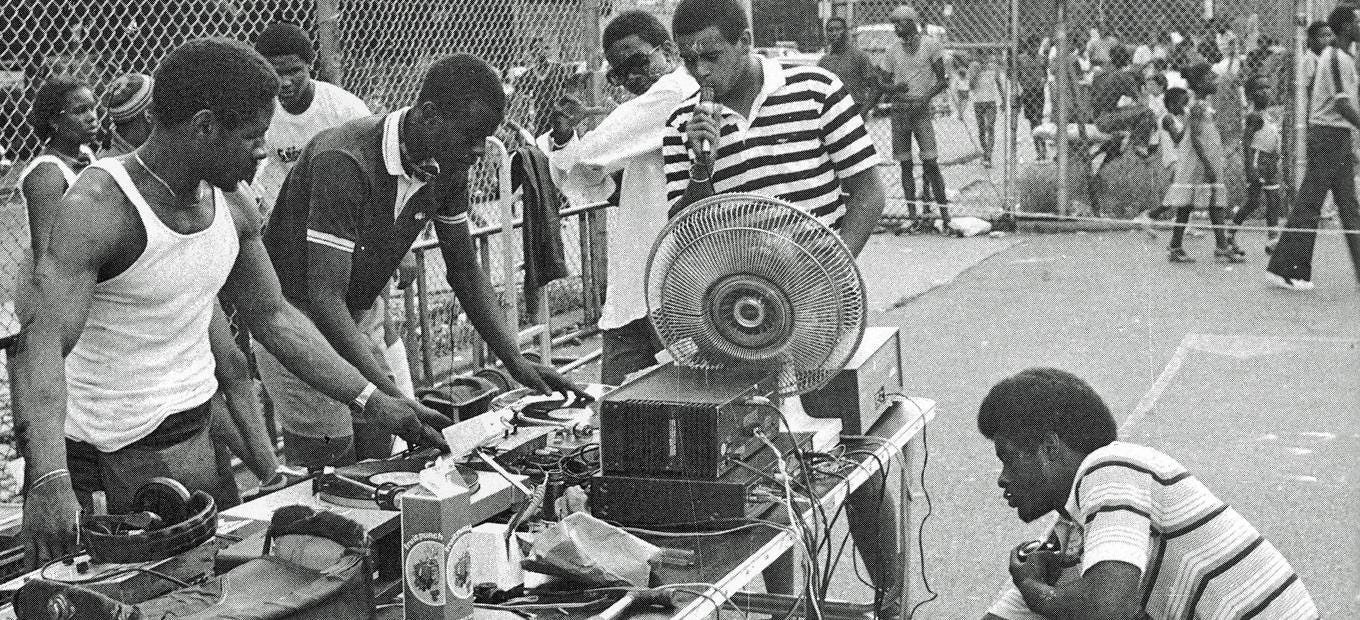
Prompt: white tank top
<box><xmin>17</xmin><ymin>147</ymin><xmax>91</xmax><ymax>190</ymax></box>
<box><xmin>16</xmin><ymin>146</ymin><xmax>95</xmax><ymax>251</ymax></box>
<box><xmin>12</xmin><ymin>147</ymin><xmax>95</xmax><ymax>324</ymax></box>
<box><xmin>64</xmin><ymin>159</ymin><xmax>239</xmax><ymax>452</ymax></box>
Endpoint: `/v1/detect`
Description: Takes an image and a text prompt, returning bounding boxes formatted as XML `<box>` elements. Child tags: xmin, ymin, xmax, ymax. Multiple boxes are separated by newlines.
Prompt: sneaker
<box><xmin>1214</xmin><ymin>247</ymin><xmax>1246</xmax><ymax>263</ymax></box>
<box><xmin>1168</xmin><ymin>248</ymin><xmax>1195</xmax><ymax>263</ymax></box>
<box><xmin>1266</xmin><ymin>272</ymin><xmax>1314</xmax><ymax>291</ymax></box>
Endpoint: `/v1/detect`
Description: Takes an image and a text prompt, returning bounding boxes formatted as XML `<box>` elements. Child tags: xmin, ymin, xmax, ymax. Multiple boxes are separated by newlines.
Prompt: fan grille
<box><xmin>646</xmin><ymin>194</ymin><xmax>866</xmax><ymax>396</ymax></box>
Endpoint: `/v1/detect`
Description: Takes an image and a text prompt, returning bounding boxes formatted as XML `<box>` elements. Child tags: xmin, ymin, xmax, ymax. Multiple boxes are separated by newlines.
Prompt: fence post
<box><xmin>1291</xmin><ymin>0</ymin><xmax>1311</xmax><ymax>203</ymax></box>
<box><xmin>581</xmin><ymin>0</ymin><xmax>607</xmax><ymax>329</ymax></box>
<box><xmin>314</xmin><ymin>0</ymin><xmax>343</xmax><ymax>86</ymax></box>
<box><xmin>414</xmin><ymin>250</ymin><xmax>436</xmax><ymax>384</ymax></box>
<box><xmin>1006</xmin><ymin>0</ymin><xmax>1019</xmax><ymax>216</ymax></box>
<box><xmin>1054</xmin><ymin>0</ymin><xmax>1070</xmax><ymax>217</ymax></box>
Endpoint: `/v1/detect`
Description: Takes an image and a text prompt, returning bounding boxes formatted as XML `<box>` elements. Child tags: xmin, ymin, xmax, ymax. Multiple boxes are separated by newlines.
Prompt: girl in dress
<box><xmin>1163</xmin><ymin>63</ymin><xmax>1241</xmax><ymax>263</ymax></box>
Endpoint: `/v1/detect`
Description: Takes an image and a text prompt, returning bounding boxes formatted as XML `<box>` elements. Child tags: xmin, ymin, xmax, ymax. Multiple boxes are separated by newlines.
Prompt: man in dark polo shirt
<box><xmin>818</xmin><ymin>17</ymin><xmax>879</xmax><ymax>118</ymax></box>
<box><xmin>263</xmin><ymin>54</ymin><xmax>584</xmax><ymax>468</ymax></box>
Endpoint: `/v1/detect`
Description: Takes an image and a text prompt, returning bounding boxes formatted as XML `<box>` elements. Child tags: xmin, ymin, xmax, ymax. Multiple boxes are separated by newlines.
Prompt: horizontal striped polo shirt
<box><xmin>988</xmin><ymin>442</ymin><xmax>1317</xmax><ymax>620</ymax></box>
<box><xmin>662</xmin><ymin>57</ymin><xmax>880</xmax><ymax>228</ymax></box>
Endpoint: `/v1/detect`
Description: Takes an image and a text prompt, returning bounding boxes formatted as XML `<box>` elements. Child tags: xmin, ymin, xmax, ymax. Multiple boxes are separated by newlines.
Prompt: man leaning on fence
<box><xmin>261</xmin><ymin>53</ymin><xmax>586</xmax><ymax>469</ymax></box>
<box><xmin>1265</xmin><ymin>6</ymin><xmax>1360</xmax><ymax>291</ymax></box>
<box><xmin>1090</xmin><ymin>44</ymin><xmax>1155</xmax><ymax>159</ymax></box>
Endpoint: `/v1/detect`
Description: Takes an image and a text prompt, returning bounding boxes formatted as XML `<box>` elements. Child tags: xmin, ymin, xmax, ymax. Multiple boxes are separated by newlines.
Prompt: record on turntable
<box><xmin>316</xmin><ymin>455</ymin><xmax>480</xmax><ymax>511</ymax></box>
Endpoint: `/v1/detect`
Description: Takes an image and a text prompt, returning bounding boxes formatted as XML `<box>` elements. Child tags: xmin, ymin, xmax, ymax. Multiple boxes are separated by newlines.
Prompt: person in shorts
<box><xmin>879</xmin><ymin>5</ymin><xmax>949</xmax><ymax>231</ymax></box>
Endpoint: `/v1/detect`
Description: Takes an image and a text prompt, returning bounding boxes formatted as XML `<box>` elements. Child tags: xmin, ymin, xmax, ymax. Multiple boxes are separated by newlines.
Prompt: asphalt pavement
<box><xmin>821</xmin><ymin>225</ymin><xmax>1358</xmax><ymax>618</ymax></box>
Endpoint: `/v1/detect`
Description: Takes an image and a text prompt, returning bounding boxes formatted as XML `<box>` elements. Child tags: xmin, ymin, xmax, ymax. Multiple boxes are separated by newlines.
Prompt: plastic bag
<box><xmin>526</xmin><ymin>512</ymin><xmax>660</xmax><ymax>587</ymax></box>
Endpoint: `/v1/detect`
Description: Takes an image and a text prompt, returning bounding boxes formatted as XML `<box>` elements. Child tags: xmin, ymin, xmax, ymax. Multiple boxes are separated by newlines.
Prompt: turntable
<box><xmin>315</xmin><ymin>449</ymin><xmax>481</xmax><ymax>511</ymax></box>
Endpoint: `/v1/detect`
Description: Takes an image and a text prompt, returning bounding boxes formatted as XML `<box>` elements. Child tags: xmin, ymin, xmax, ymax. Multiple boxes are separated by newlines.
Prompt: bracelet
<box><xmin>689</xmin><ymin>174</ymin><xmax>711</xmax><ymax>184</ymax></box>
<box><xmin>29</xmin><ymin>468</ymin><xmax>69</xmax><ymax>493</ymax></box>
<box><xmin>351</xmin><ymin>382</ymin><xmax>378</xmax><ymax>411</ymax></box>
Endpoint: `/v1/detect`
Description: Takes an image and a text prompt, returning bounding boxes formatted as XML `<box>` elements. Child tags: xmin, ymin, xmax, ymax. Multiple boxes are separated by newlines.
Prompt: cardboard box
<box><xmin>401</xmin><ymin>481</ymin><xmax>474</xmax><ymax>620</ymax></box>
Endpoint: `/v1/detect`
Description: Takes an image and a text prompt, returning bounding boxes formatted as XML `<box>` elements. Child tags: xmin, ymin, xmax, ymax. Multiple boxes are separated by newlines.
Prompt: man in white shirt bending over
<box><xmin>539</xmin><ymin>10</ymin><xmax>698</xmax><ymax>385</ymax></box>
<box><xmin>253</xmin><ymin>22</ymin><xmax>370</xmax><ymax>222</ymax></box>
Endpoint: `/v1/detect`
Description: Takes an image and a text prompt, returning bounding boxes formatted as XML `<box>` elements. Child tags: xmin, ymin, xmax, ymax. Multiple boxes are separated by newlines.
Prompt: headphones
<box><xmin>79</xmin><ymin>478</ymin><xmax>218</xmax><ymax>565</ymax></box>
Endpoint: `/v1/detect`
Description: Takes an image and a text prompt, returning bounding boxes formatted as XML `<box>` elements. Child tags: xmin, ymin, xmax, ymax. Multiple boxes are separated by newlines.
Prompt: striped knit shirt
<box><xmin>988</xmin><ymin>442</ymin><xmax>1317</xmax><ymax>620</ymax></box>
<box><xmin>662</xmin><ymin>57</ymin><xmax>880</xmax><ymax>229</ymax></box>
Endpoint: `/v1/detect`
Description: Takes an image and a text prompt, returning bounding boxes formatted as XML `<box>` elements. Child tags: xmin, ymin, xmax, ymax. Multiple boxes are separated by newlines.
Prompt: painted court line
<box><xmin>1121</xmin><ymin>333</ymin><xmax>1360</xmax><ymax>433</ymax></box>
<box><xmin>1121</xmin><ymin>334</ymin><xmax>1192</xmax><ymax>432</ymax></box>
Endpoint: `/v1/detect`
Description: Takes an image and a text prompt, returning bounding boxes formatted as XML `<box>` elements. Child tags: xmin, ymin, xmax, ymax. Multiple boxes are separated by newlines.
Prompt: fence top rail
<box><xmin>411</xmin><ymin>200</ymin><xmax>612</xmax><ymax>252</ymax></box>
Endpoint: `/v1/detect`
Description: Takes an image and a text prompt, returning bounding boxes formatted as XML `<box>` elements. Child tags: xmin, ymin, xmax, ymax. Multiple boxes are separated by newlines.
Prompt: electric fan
<box><xmin>645</xmin><ymin>193</ymin><xmax>867</xmax><ymax>396</ymax></box>
<box><xmin>590</xmin><ymin>194</ymin><xmax>870</xmax><ymax>525</ymax></box>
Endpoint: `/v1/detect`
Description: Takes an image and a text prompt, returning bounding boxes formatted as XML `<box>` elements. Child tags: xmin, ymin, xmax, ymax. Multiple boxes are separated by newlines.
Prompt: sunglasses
<box><xmin>606</xmin><ymin>44</ymin><xmax>659</xmax><ymax>87</ymax></box>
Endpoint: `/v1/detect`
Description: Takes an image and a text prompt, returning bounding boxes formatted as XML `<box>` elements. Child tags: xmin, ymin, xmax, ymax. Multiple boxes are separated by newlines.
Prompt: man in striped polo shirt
<box><xmin>661</xmin><ymin>0</ymin><xmax>885</xmax><ymax>257</ymax></box>
<box><xmin>979</xmin><ymin>368</ymin><xmax>1317</xmax><ymax>619</ymax></box>
<box><xmin>661</xmin><ymin>0</ymin><xmax>895</xmax><ymax>610</ymax></box>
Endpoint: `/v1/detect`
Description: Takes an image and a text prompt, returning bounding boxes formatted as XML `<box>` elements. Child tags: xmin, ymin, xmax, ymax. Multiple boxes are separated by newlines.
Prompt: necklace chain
<box><xmin>133</xmin><ymin>151</ymin><xmax>178</xmax><ymax>199</ymax></box>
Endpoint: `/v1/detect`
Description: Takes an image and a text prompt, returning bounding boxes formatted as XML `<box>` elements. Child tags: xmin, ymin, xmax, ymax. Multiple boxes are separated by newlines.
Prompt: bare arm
<box><xmin>220</xmin><ymin>195</ymin><xmax>369</xmax><ymax>405</ymax></box>
<box><xmin>676</xmin><ymin>175</ymin><xmax>716</xmax><ymax>213</ymax></box>
<box><xmin>222</xmin><ymin>189</ymin><xmax>449</xmax><ymax>446</ymax></box>
<box><xmin>207</xmin><ymin>301</ymin><xmax>278</xmax><ymax>482</ymax></box>
<box><xmin>431</xmin><ymin>180</ymin><xmax>583</xmax><ymax>396</ymax></box>
<box><xmin>838</xmin><ymin>167</ymin><xmax>886</xmax><ymax>257</ymax></box>
<box><xmin>305</xmin><ymin>244</ymin><xmax>403</xmax><ymax>395</ymax></box>
<box><xmin>929</xmin><ymin>57</ymin><xmax>950</xmax><ymax>100</ymax></box>
<box><xmin>13</xmin><ymin>169</ymin><xmax>128</xmax><ymax>565</ymax></box>
<box><xmin>20</xmin><ymin>164</ymin><xmax>68</xmax><ymax>257</ymax></box>
<box><xmin>1337</xmin><ymin>97</ymin><xmax>1360</xmax><ymax>130</ymax></box>
<box><xmin>1015</xmin><ymin>560</ymin><xmax>1144</xmax><ymax>619</ymax></box>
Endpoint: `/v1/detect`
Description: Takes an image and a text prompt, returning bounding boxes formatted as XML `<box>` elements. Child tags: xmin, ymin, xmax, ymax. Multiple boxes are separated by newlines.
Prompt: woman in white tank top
<box><xmin>14</xmin><ymin>76</ymin><xmax>99</xmax><ymax>320</ymax></box>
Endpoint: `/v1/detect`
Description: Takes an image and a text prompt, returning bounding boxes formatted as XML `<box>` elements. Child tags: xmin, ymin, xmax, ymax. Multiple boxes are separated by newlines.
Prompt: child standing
<box><xmin>952</xmin><ymin>51</ymin><xmax>972</xmax><ymax>120</ymax></box>
<box><xmin>970</xmin><ymin>51</ymin><xmax>1004</xmax><ymax>167</ymax></box>
<box><xmin>1228</xmin><ymin>76</ymin><xmax>1282</xmax><ymax>255</ymax></box>
<box><xmin>1164</xmin><ymin>63</ymin><xmax>1241</xmax><ymax>263</ymax></box>
<box><xmin>1134</xmin><ymin>86</ymin><xmax>1189</xmax><ymax>235</ymax></box>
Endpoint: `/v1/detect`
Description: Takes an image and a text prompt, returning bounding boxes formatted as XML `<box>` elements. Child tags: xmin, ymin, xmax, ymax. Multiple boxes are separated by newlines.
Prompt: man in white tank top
<box><xmin>10</xmin><ymin>38</ymin><xmax>451</xmax><ymax>568</ymax></box>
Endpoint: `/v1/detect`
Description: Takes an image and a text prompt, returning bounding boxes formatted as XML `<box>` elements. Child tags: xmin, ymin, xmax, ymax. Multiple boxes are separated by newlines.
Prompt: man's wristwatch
<box><xmin>351</xmin><ymin>382</ymin><xmax>377</xmax><ymax>413</ymax></box>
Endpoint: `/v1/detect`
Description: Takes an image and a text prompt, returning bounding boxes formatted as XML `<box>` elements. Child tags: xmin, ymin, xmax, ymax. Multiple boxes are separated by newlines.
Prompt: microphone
<box><xmin>691</xmin><ymin>86</ymin><xmax>716</xmax><ymax>182</ymax></box>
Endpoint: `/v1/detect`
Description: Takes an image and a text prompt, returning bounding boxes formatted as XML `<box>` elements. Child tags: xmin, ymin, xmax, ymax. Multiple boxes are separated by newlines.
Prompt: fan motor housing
<box><xmin>599</xmin><ymin>364</ymin><xmax>782</xmax><ymax>480</ymax></box>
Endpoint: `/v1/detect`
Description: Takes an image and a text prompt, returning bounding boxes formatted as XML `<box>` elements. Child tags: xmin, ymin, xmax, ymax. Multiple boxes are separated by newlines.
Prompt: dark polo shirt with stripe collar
<box><xmin>264</xmin><ymin>107</ymin><xmax>468</xmax><ymax>313</ymax></box>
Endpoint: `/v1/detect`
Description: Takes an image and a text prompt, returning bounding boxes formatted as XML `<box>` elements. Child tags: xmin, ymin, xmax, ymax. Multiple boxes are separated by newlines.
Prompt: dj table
<box><xmin>0</xmin><ymin>396</ymin><xmax>933</xmax><ymax>620</ymax></box>
<box><xmin>601</xmin><ymin>397</ymin><xmax>934</xmax><ymax>620</ymax></box>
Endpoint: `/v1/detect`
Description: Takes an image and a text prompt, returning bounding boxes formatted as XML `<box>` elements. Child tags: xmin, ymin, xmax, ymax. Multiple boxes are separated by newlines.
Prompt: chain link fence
<box><xmin>1013</xmin><ymin>0</ymin><xmax>1300</xmax><ymax>220</ymax></box>
<box><xmin>0</xmin><ymin>0</ymin><xmax>635</xmax><ymax>501</ymax></box>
